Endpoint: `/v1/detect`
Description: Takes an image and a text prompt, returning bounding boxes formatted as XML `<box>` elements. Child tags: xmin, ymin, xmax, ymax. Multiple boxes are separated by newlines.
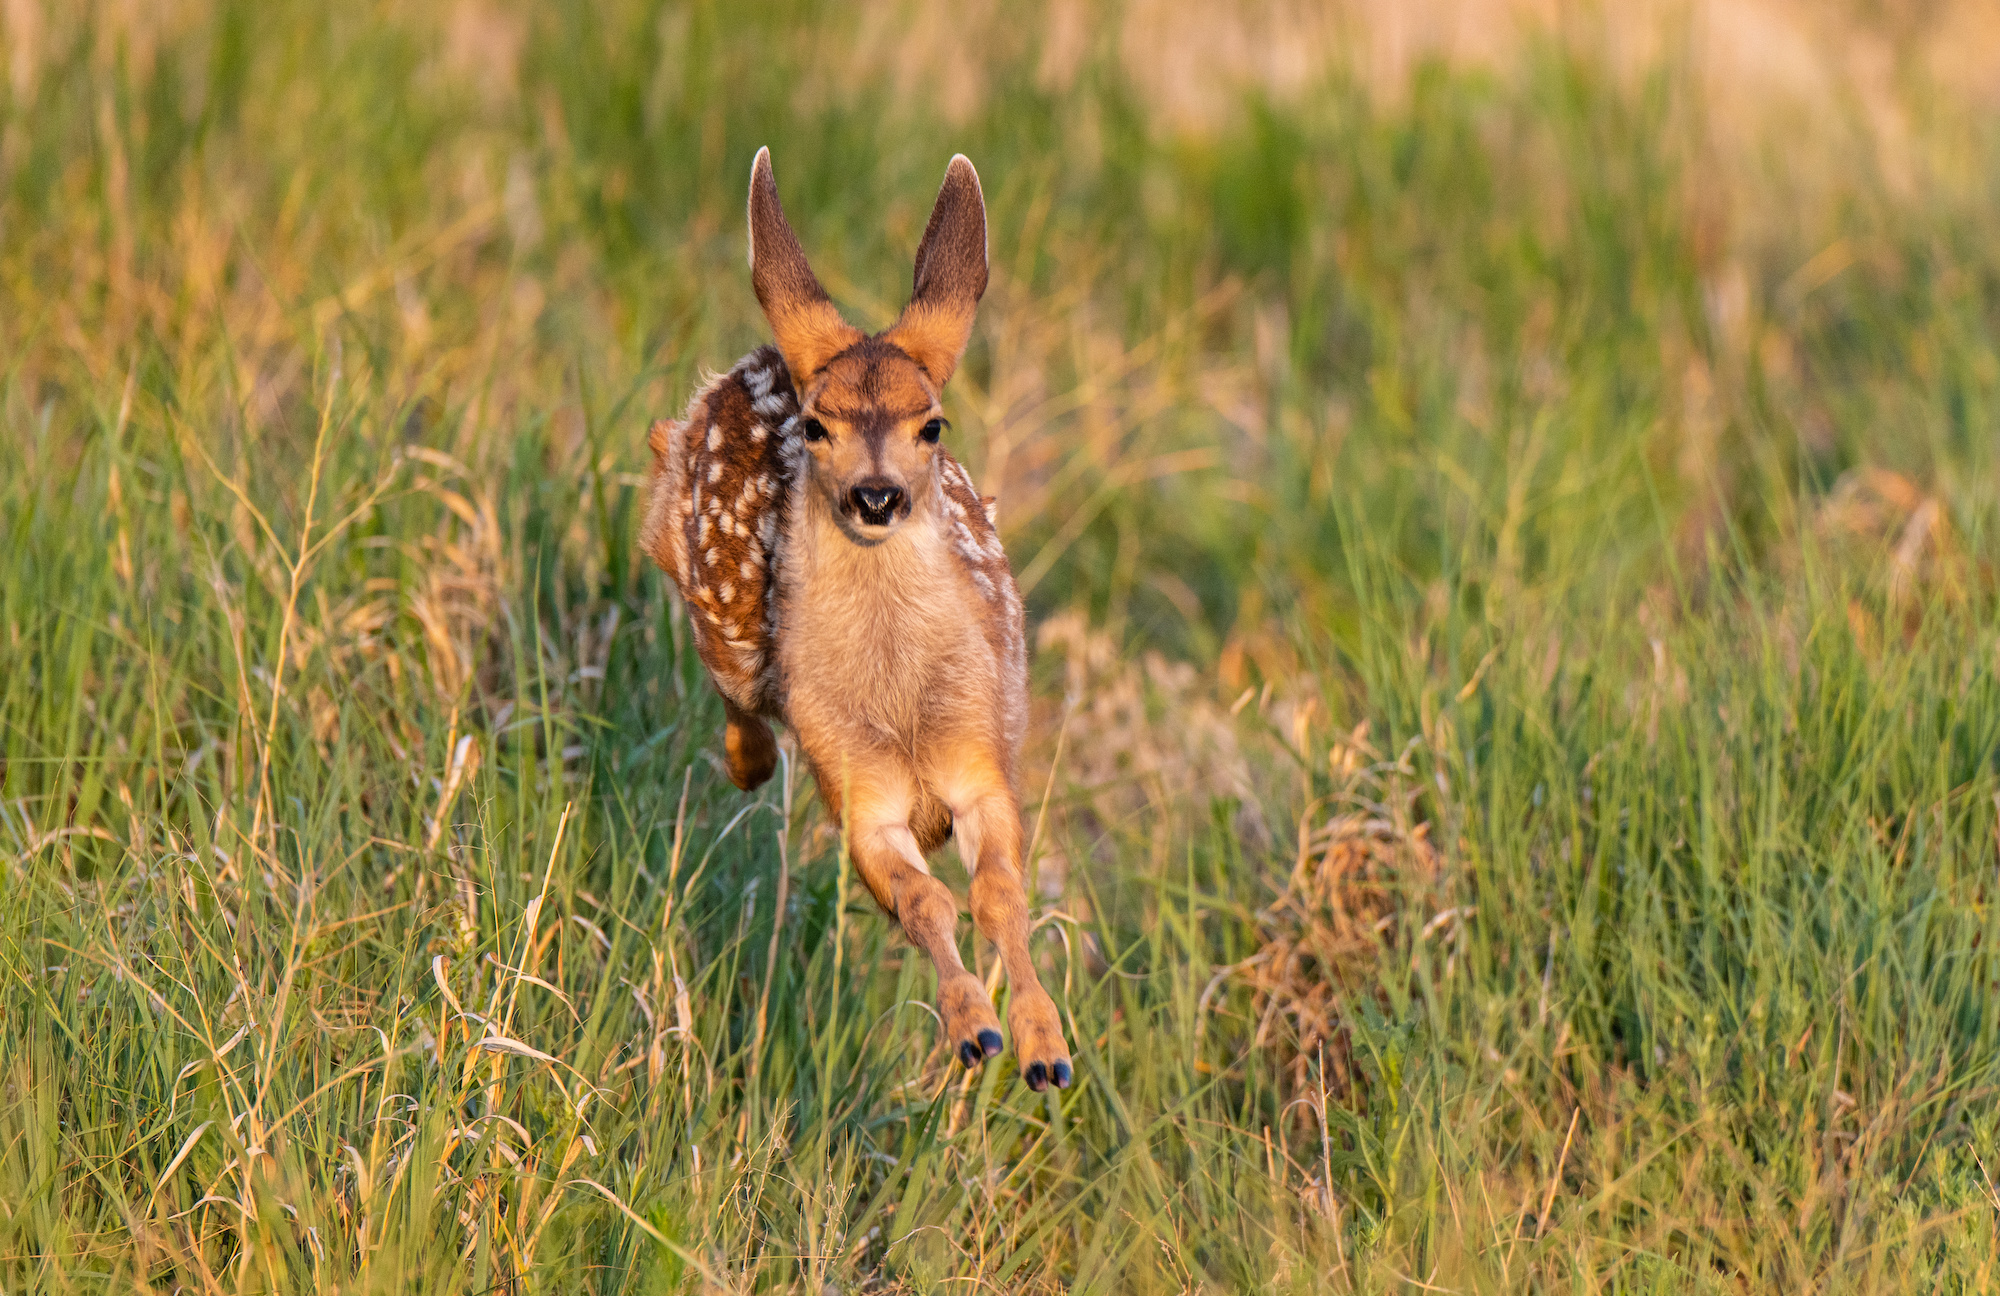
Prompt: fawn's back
<box><xmin>640</xmin><ymin>344</ymin><xmax>797</xmax><ymax>718</ymax></box>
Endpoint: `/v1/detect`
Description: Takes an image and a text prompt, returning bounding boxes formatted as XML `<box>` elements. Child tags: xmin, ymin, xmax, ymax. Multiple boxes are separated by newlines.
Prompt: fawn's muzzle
<box><xmin>848</xmin><ymin>479</ymin><xmax>907</xmax><ymax>527</ymax></box>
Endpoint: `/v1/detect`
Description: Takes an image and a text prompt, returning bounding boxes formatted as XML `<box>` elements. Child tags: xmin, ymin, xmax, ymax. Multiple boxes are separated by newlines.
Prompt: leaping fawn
<box><xmin>641</xmin><ymin>149</ymin><xmax>1073</xmax><ymax>1090</ymax></box>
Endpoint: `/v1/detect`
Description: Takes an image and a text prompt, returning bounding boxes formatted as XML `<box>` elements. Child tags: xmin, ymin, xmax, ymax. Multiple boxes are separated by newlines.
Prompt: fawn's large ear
<box><xmin>748</xmin><ymin>147</ymin><xmax>861</xmax><ymax>384</ymax></box>
<box><xmin>884</xmin><ymin>154</ymin><xmax>988</xmax><ymax>387</ymax></box>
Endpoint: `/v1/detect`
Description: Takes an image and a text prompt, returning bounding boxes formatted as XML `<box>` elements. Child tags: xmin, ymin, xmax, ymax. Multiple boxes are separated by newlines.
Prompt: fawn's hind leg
<box><xmin>942</xmin><ymin>758</ymin><xmax>1073</xmax><ymax>1091</ymax></box>
<box><xmin>722</xmin><ymin>698</ymin><xmax>778</xmax><ymax>791</ymax></box>
<box><xmin>838</xmin><ymin>767</ymin><xmax>1004</xmax><ymax>1069</ymax></box>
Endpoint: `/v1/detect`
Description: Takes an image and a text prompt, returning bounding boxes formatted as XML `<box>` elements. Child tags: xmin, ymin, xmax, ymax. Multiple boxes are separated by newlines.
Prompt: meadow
<box><xmin>4</xmin><ymin>1</ymin><xmax>2000</xmax><ymax>1290</ymax></box>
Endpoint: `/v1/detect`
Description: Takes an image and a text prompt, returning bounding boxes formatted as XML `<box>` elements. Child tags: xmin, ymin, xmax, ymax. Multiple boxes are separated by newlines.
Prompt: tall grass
<box><xmin>3</xmin><ymin>0</ymin><xmax>1999</xmax><ymax>1290</ymax></box>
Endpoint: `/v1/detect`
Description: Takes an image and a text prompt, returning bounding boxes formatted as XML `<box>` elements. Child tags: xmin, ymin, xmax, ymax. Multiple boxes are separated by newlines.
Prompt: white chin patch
<box><xmin>847</xmin><ymin>517</ymin><xmax>900</xmax><ymax>542</ymax></box>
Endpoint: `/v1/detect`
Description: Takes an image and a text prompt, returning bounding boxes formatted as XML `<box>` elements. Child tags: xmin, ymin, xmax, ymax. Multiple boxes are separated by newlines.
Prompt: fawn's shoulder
<box><xmin>933</xmin><ymin>451</ymin><xmax>1028</xmax><ymax>686</ymax></box>
<box><xmin>934</xmin><ymin>453</ymin><xmax>1012</xmax><ymax>604</ymax></box>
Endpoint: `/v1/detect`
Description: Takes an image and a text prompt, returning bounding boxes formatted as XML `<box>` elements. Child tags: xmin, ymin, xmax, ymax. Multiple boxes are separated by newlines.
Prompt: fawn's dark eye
<box><xmin>800</xmin><ymin>417</ymin><xmax>828</xmax><ymax>443</ymax></box>
<box><xmin>919</xmin><ymin>418</ymin><xmax>945</xmax><ymax>444</ymax></box>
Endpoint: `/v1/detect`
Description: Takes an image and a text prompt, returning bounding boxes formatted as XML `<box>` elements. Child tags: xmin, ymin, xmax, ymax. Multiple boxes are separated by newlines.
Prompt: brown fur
<box><xmin>881</xmin><ymin>155</ymin><xmax>988</xmax><ymax>385</ymax></box>
<box><xmin>641</xmin><ymin>149</ymin><xmax>1072</xmax><ymax>1090</ymax></box>
<box><xmin>748</xmin><ymin>149</ymin><xmax>863</xmax><ymax>381</ymax></box>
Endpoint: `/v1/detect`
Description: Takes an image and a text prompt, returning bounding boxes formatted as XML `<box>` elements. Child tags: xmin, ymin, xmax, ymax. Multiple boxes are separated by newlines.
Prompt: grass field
<box><xmin>5</xmin><ymin>1</ymin><xmax>2000</xmax><ymax>1290</ymax></box>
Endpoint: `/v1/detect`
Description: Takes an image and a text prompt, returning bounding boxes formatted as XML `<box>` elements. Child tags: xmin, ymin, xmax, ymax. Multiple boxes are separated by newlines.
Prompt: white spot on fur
<box><xmin>705</xmin><ymin>547</ymin><xmax>719</xmax><ymax>567</ymax></box>
<box><xmin>954</xmin><ymin>522</ymin><xmax>985</xmax><ymax>566</ymax></box>
<box><xmin>751</xmin><ymin>425</ymin><xmax>767</xmax><ymax>443</ymax></box>
<box><xmin>707</xmin><ymin>423</ymin><xmax>721</xmax><ymax>452</ymax></box>
<box><xmin>698</xmin><ymin>516</ymin><xmax>711</xmax><ymax>544</ymax></box>
<box><xmin>753</xmin><ymin>393</ymin><xmax>788</xmax><ymax>419</ymax></box>
<box><xmin>707</xmin><ymin>460</ymin><xmax>723</xmax><ymax>484</ymax></box>
<box><xmin>745</xmin><ymin>367</ymin><xmax>774</xmax><ymax>398</ymax></box>
<box><xmin>739</xmin><ymin>559</ymin><xmax>757</xmax><ymax>580</ymax></box>
<box><xmin>719</xmin><ymin>582</ymin><xmax>735</xmax><ymax>603</ymax></box>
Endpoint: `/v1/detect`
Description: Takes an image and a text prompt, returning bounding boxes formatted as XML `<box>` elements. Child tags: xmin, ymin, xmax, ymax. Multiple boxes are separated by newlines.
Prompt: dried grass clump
<box><xmin>1807</xmin><ymin>466</ymin><xmax>1989</xmax><ymax>656</ymax></box>
<box><xmin>1035</xmin><ymin>609</ymin><xmax>1265</xmax><ymax>846</ymax></box>
<box><xmin>1036</xmin><ymin>608</ymin><xmax>1449</xmax><ymax>1095</ymax></box>
<box><xmin>399</xmin><ymin>448</ymin><xmax>516</xmax><ymax>706</ymax></box>
<box><xmin>1245</xmin><ymin>724</ymin><xmax>1445</xmax><ymax>1093</ymax></box>
<box><xmin>1815</xmin><ymin>468</ymin><xmax>1968</xmax><ymax>602</ymax></box>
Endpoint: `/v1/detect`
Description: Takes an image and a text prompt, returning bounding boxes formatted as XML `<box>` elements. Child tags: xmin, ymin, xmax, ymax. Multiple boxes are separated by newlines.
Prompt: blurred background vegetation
<box><xmin>4</xmin><ymin>0</ymin><xmax>2000</xmax><ymax>1291</ymax></box>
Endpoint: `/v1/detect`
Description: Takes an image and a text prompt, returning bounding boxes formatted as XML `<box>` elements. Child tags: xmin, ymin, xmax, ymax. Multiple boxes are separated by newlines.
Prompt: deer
<box><xmin>640</xmin><ymin>148</ymin><xmax>1073</xmax><ymax>1091</ymax></box>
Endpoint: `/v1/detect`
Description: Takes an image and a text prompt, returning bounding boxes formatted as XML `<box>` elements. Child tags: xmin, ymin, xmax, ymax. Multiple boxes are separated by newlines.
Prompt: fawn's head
<box><xmin>747</xmin><ymin>147</ymin><xmax>987</xmax><ymax>544</ymax></box>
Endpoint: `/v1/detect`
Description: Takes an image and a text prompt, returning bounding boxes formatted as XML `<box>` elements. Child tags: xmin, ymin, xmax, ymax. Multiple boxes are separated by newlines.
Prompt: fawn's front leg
<box><xmin>947</xmin><ymin>765</ymin><xmax>1073</xmax><ymax>1091</ymax></box>
<box><xmin>837</xmin><ymin>769</ymin><xmax>1005</xmax><ymax>1070</ymax></box>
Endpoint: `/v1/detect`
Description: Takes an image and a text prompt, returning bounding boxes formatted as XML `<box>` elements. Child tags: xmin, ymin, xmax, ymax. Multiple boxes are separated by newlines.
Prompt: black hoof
<box><xmin>978</xmin><ymin>1029</ymin><xmax>1003</xmax><ymax>1059</ymax></box>
<box><xmin>958</xmin><ymin>1039</ymin><xmax>981</xmax><ymax>1069</ymax></box>
<box><xmin>1051</xmin><ymin>1060</ymin><xmax>1072</xmax><ymax>1088</ymax></box>
<box><xmin>1025</xmin><ymin>1061</ymin><xmax>1049</xmax><ymax>1092</ymax></box>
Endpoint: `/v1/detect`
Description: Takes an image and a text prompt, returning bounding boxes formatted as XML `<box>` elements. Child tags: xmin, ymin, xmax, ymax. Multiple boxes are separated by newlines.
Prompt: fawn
<box><xmin>641</xmin><ymin>149</ymin><xmax>1073</xmax><ymax>1090</ymax></box>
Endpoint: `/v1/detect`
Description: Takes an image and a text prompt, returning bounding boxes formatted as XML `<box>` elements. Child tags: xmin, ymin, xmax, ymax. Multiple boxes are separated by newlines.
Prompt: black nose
<box><xmin>849</xmin><ymin>480</ymin><xmax>906</xmax><ymax>525</ymax></box>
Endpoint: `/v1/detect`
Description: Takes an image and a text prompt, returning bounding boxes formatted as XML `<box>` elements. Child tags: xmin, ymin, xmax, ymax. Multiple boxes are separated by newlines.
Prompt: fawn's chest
<box><xmin>775</xmin><ymin>504</ymin><xmax>991</xmax><ymax>741</ymax></box>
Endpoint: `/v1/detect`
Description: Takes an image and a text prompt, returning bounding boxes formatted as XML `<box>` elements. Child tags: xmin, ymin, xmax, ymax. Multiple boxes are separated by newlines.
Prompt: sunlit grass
<box><xmin>4</xmin><ymin>1</ymin><xmax>2000</xmax><ymax>1291</ymax></box>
